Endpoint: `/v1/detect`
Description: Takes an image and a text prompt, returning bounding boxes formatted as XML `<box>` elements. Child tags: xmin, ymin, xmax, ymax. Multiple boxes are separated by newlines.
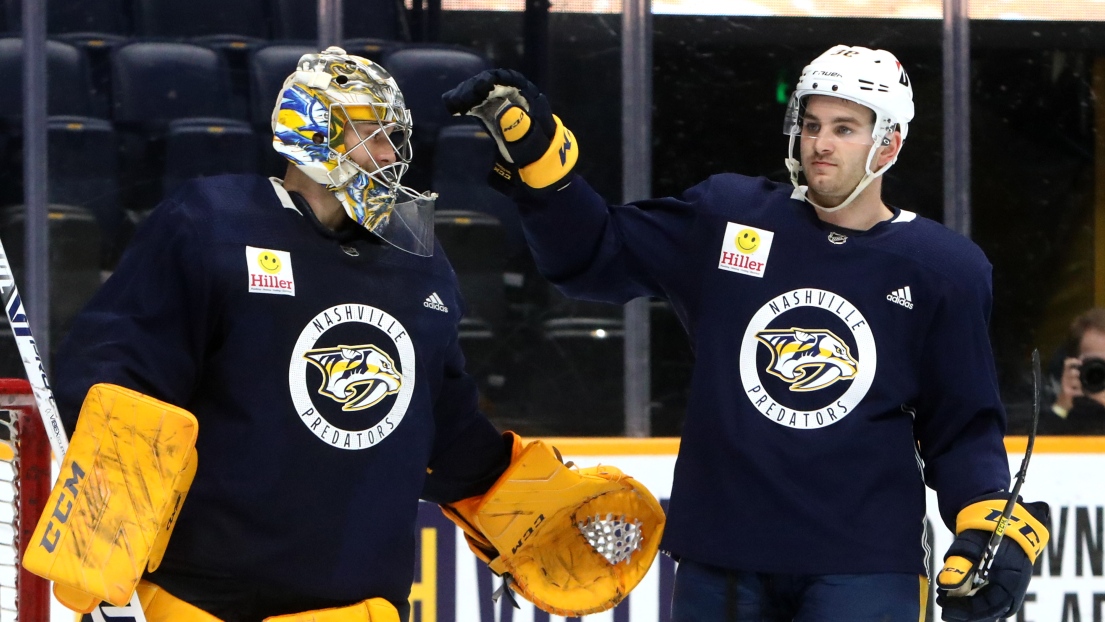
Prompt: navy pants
<box><xmin>671</xmin><ymin>559</ymin><xmax>928</xmax><ymax>622</ymax></box>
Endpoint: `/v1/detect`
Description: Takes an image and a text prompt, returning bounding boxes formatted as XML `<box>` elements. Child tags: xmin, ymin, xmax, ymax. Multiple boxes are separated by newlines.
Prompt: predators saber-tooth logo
<box><xmin>290</xmin><ymin>304</ymin><xmax>415</xmax><ymax>449</ymax></box>
<box><xmin>740</xmin><ymin>289</ymin><xmax>876</xmax><ymax>429</ymax></box>
<box><xmin>304</xmin><ymin>344</ymin><xmax>402</xmax><ymax>411</ymax></box>
<box><xmin>756</xmin><ymin>328</ymin><xmax>858</xmax><ymax>391</ymax></box>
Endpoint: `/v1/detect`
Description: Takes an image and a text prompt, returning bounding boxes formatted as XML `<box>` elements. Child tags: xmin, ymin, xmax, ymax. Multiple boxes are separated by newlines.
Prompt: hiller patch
<box><xmin>718</xmin><ymin>222</ymin><xmax>775</xmax><ymax>278</ymax></box>
<box><xmin>246</xmin><ymin>246</ymin><xmax>295</xmax><ymax>296</ymax></box>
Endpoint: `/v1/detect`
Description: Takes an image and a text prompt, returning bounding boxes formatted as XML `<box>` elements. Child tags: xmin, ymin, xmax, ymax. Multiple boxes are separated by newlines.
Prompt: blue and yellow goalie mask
<box><xmin>272</xmin><ymin>47</ymin><xmax>436</xmax><ymax>256</ymax></box>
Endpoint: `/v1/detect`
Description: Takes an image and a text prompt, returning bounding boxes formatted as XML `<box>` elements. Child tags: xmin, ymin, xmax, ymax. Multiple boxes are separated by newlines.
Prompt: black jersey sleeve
<box><xmin>913</xmin><ymin>263</ymin><xmax>1011</xmax><ymax>531</ymax></box>
<box><xmin>53</xmin><ymin>196</ymin><xmax>215</xmax><ymax>434</ymax></box>
<box><xmin>512</xmin><ymin>173</ymin><xmax>708</xmax><ymax>305</ymax></box>
<box><xmin>420</xmin><ymin>331</ymin><xmax>511</xmax><ymax>504</ymax></box>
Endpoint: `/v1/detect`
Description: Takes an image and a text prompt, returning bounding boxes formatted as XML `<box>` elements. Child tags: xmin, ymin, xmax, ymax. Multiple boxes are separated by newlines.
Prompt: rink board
<box><xmin>49</xmin><ymin>437</ymin><xmax>1105</xmax><ymax>621</ymax></box>
<box><xmin>405</xmin><ymin>436</ymin><xmax>1105</xmax><ymax>622</ymax></box>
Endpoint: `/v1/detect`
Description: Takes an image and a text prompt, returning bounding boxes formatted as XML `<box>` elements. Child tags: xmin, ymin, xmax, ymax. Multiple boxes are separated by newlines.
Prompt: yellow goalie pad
<box><xmin>442</xmin><ymin>436</ymin><xmax>666</xmax><ymax>617</ymax></box>
<box><xmin>129</xmin><ymin>580</ymin><xmax>400</xmax><ymax>622</ymax></box>
<box><xmin>22</xmin><ymin>383</ymin><xmax>199</xmax><ymax>609</ymax></box>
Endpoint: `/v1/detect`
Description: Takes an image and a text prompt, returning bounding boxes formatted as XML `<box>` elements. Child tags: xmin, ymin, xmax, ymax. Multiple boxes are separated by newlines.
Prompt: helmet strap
<box><xmin>787</xmin><ymin>132</ymin><xmax>897</xmax><ymax>214</ymax></box>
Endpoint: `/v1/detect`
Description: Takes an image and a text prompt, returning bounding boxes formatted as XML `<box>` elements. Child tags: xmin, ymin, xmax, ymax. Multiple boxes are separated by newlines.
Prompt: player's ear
<box><xmin>876</xmin><ymin>130</ymin><xmax>903</xmax><ymax>168</ymax></box>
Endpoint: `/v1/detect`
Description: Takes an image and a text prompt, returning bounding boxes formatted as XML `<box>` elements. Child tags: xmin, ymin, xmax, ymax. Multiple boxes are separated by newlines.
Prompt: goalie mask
<box><xmin>273</xmin><ymin>47</ymin><xmax>436</xmax><ymax>256</ymax></box>
<box><xmin>783</xmin><ymin>45</ymin><xmax>915</xmax><ymax>213</ymax></box>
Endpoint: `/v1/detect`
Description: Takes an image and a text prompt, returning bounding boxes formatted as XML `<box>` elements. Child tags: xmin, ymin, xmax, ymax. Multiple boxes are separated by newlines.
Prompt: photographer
<box><xmin>1044</xmin><ymin>307</ymin><xmax>1105</xmax><ymax>435</ymax></box>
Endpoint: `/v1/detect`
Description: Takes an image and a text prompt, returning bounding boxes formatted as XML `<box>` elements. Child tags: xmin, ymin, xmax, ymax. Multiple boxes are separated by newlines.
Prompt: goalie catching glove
<box><xmin>22</xmin><ymin>383</ymin><xmax>198</xmax><ymax>612</ymax></box>
<box><xmin>441</xmin><ymin>433</ymin><xmax>665</xmax><ymax>617</ymax></box>
<box><xmin>936</xmin><ymin>493</ymin><xmax>1050</xmax><ymax>621</ymax></box>
<box><xmin>442</xmin><ymin>68</ymin><xmax>578</xmax><ymax>190</ymax></box>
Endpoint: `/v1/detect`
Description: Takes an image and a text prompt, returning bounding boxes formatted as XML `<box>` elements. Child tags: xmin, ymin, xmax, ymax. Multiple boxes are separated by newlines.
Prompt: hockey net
<box><xmin>0</xmin><ymin>378</ymin><xmax>51</xmax><ymax>621</ymax></box>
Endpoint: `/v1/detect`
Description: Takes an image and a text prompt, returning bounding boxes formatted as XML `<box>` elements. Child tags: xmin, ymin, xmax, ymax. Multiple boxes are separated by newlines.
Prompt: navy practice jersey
<box><xmin>513</xmin><ymin>173</ymin><xmax>1011</xmax><ymax>575</ymax></box>
<box><xmin>53</xmin><ymin>175</ymin><xmax>508</xmax><ymax>620</ymax></box>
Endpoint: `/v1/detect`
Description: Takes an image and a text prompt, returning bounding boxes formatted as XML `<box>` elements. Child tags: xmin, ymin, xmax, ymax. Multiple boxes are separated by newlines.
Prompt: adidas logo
<box><xmin>423</xmin><ymin>292</ymin><xmax>449</xmax><ymax>313</ymax></box>
<box><xmin>887</xmin><ymin>286</ymin><xmax>914</xmax><ymax>309</ymax></box>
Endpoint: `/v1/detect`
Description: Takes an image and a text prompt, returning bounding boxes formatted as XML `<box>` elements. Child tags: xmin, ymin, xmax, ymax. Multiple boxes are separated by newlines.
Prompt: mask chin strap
<box><xmin>786</xmin><ymin>133</ymin><xmax>897</xmax><ymax>214</ymax></box>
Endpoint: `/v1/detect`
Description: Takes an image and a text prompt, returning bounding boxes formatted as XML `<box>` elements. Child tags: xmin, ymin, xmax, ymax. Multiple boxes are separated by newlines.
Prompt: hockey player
<box><xmin>44</xmin><ymin>47</ymin><xmax>663</xmax><ymax>621</ymax></box>
<box><xmin>443</xmin><ymin>46</ymin><xmax>1050</xmax><ymax>621</ymax></box>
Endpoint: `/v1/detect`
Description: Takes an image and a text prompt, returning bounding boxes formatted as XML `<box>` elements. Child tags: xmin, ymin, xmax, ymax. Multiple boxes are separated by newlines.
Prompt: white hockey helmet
<box><xmin>783</xmin><ymin>45</ymin><xmax>915</xmax><ymax>212</ymax></box>
<box><xmin>272</xmin><ymin>47</ymin><xmax>436</xmax><ymax>256</ymax></box>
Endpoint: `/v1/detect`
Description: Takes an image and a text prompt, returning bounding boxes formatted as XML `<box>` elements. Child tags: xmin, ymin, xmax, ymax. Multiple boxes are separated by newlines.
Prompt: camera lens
<box><xmin>1079</xmin><ymin>357</ymin><xmax>1105</xmax><ymax>394</ymax></box>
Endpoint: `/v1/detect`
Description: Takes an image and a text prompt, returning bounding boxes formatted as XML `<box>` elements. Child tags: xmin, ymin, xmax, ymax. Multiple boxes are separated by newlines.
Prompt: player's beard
<box><xmin>802</xmin><ymin>148</ymin><xmax>868</xmax><ymax>209</ymax></box>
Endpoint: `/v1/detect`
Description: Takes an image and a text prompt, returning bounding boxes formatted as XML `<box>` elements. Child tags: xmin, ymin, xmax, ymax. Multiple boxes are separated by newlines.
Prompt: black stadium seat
<box><xmin>111</xmin><ymin>42</ymin><xmax>247</xmax><ymax>211</ymax></box>
<box><xmin>341</xmin><ymin>38</ymin><xmax>400</xmax><ymax>65</ymax></box>
<box><xmin>112</xmin><ymin>42</ymin><xmax>239</xmax><ymax>125</ymax></box>
<box><xmin>0</xmin><ymin>38</ymin><xmax>99</xmax><ymax>210</ymax></box>
<box><xmin>1</xmin><ymin>203</ymin><xmax>103</xmax><ymax>352</ymax></box>
<box><xmin>0</xmin><ymin>38</ymin><xmax>94</xmax><ymax>123</ymax></box>
<box><xmin>4</xmin><ymin>0</ymin><xmax>131</xmax><ymax>36</ymax></box>
<box><xmin>431</xmin><ymin>125</ymin><xmax>526</xmax><ymax>257</ymax></box>
<box><xmin>163</xmin><ymin>118</ymin><xmax>259</xmax><ymax>196</ymax></box>
<box><xmin>6</xmin><ymin>0</ymin><xmax>133</xmax><ymax>119</ymax></box>
<box><xmin>382</xmin><ymin>45</ymin><xmax>490</xmax><ymax>188</ymax></box>
<box><xmin>133</xmin><ymin>0</ymin><xmax>269</xmax><ymax>40</ymax></box>
<box><xmin>271</xmin><ymin>0</ymin><xmax>406</xmax><ymax>42</ymax></box>
<box><xmin>383</xmin><ymin>45</ymin><xmax>490</xmax><ymax>143</ymax></box>
<box><xmin>47</xmin><ymin>116</ymin><xmax>123</xmax><ymax>267</ymax></box>
<box><xmin>434</xmin><ymin>209</ymin><xmax>509</xmax><ymax>332</ymax></box>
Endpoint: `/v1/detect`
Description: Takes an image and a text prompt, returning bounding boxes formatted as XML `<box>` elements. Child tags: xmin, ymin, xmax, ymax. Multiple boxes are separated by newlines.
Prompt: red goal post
<box><xmin>0</xmin><ymin>378</ymin><xmax>53</xmax><ymax>621</ymax></box>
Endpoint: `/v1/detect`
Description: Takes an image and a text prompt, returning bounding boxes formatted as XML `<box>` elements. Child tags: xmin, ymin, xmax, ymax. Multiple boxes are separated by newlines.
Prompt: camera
<box><xmin>1079</xmin><ymin>357</ymin><xmax>1105</xmax><ymax>394</ymax></box>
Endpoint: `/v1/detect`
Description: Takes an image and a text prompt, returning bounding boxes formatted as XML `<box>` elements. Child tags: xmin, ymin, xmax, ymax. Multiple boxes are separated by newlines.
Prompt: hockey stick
<box><xmin>971</xmin><ymin>348</ymin><xmax>1042</xmax><ymax>589</ymax></box>
<box><xmin>0</xmin><ymin>238</ymin><xmax>68</xmax><ymax>461</ymax></box>
<box><xmin>1</xmin><ymin>235</ymin><xmax>150</xmax><ymax>621</ymax></box>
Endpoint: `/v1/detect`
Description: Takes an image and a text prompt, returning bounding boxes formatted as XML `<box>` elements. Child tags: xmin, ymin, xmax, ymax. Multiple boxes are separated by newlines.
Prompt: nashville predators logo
<box><xmin>756</xmin><ymin>328</ymin><xmax>858</xmax><ymax>391</ymax></box>
<box><xmin>289</xmin><ymin>304</ymin><xmax>416</xmax><ymax>450</ymax></box>
<box><xmin>740</xmin><ymin>289</ymin><xmax>876</xmax><ymax>429</ymax></box>
<box><xmin>304</xmin><ymin>344</ymin><xmax>402</xmax><ymax>411</ymax></box>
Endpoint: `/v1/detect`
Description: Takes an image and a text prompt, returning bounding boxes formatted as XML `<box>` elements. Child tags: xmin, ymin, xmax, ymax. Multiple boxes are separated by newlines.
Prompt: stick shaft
<box><xmin>0</xmin><ymin>235</ymin><xmax>69</xmax><ymax>462</ymax></box>
<box><xmin>974</xmin><ymin>349</ymin><xmax>1041</xmax><ymax>585</ymax></box>
<box><xmin>2</xmin><ymin>236</ymin><xmax>153</xmax><ymax>621</ymax></box>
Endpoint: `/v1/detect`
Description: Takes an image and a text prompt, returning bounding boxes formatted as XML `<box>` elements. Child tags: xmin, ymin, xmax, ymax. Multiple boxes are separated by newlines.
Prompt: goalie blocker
<box><xmin>441</xmin><ymin>433</ymin><xmax>666</xmax><ymax>617</ymax></box>
<box><xmin>22</xmin><ymin>383</ymin><xmax>199</xmax><ymax>612</ymax></box>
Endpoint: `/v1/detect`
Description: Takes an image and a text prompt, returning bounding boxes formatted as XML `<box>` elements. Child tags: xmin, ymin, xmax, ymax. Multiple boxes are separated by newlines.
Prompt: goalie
<box><xmin>38</xmin><ymin>46</ymin><xmax>663</xmax><ymax>621</ymax></box>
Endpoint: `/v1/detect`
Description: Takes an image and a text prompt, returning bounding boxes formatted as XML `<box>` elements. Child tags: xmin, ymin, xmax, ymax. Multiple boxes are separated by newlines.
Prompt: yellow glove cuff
<box><xmin>518</xmin><ymin>115</ymin><xmax>578</xmax><ymax>189</ymax></box>
<box><xmin>955</xmin><ymin>499</ymin><xmax>1050</xmax><ymax>563</ymax></box>
<box><xmin>440</xmin><ymin>432</ymin><xmax>525</xmax><ymax>564</ymax></box>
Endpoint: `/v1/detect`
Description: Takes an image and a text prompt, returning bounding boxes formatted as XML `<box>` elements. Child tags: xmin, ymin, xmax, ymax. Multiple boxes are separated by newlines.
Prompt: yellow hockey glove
<box><xmin>22</xmin><ymin>383</ymin><xmax>199</xmax><ymax>609</ymax></box>
<box><xmin>442</xmin><ymin>68</ymin><xmax>578</xmax><ymax>190</ymax></box>
<box><xmin>936</xmin><ymin>493</ymin><xmax>1050</xmax><ymax>621</ymax></box>
<box><xmin>441</xmin><ymin>433</ymin><xmax>666</xmax><ymax>617</ymax></box>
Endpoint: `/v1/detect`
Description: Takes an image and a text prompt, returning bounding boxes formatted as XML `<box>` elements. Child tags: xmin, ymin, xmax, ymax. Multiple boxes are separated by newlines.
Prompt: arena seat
<box><xmin>47</xmin><ymin>116</ymin><xmax>123</xmax><ymax>268</ymax></box>
<box><xmin>163</xmin><ymin>118</ymin><xmax>259</xmax><ymax>196</ymax></box>
<box><xmin>0</xmin><ymin>38</ymin><xmax>94</xmax><ymax>123</ymax></box>
<box><xmin>381</xmin><ymin>45</ymin><xmax>489</xmax><ymax>188</ymax></box>
<box><xmin>111</xmin><ymin>41</ymin><xmax>244</xmax><ymax>211</ymax></box>
<box><xmin>5</xmin><ymin>0</ymin><xmax>131</xmax><ymax>36</ymax></box>
<box><xmin>270</xmin><ymin>0</ymin><xmax>405</xmax><ymax>42</ymax></box>
<box><xmin>133</xmin><ymin>0</ymin><xmax>269</xmax><ymax>40</ymax></box>
<box><xmin>431</xmin><ymin>125</ymin><xmax>526</xmax><ymax>257</ymax></box>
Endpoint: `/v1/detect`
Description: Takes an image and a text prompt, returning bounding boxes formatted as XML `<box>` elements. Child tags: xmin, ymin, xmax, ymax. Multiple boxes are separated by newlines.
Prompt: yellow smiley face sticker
<box><xmin>735</xmin><ymin>229</ymin><xmax>760</xmax><ymax>254</ymax></box>
<box><xmin>258</xmin><ymin>251</ymin><xmax>282</xmax><ymax>274</ymax></box>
